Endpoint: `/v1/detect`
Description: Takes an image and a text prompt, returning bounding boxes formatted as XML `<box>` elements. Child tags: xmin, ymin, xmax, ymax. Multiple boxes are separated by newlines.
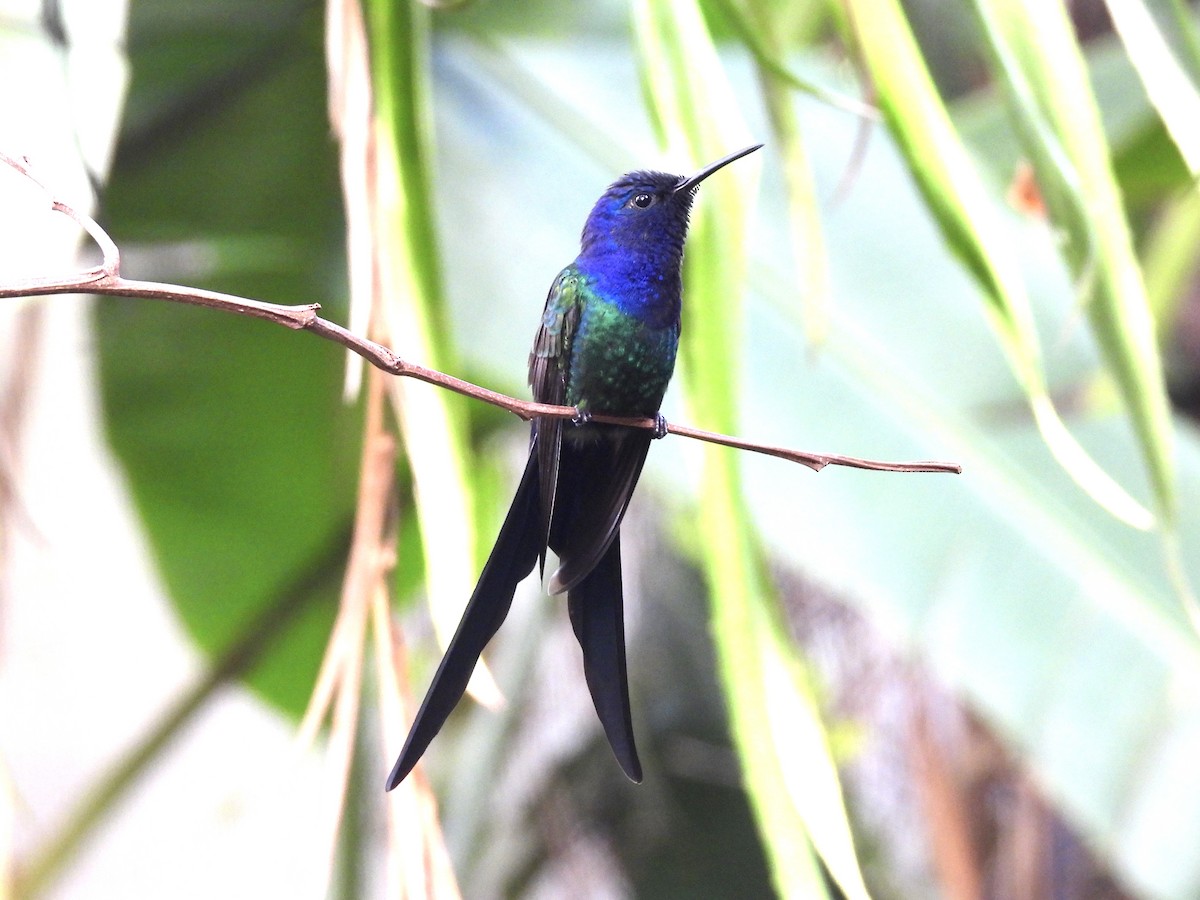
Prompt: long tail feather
<box><xmin>548</xmin><ymin>431</ymin><xmax>650</xmax><ymax>595</ymax></box>
<box><xmin>567</xmin><ymin>535</ymin><xmax>642</xmax><ymax>782</ymax></box>
<box><xmin>385</xmin><ymin>450</ymin><xmax>542</xmax><ymax>790</ymax></box>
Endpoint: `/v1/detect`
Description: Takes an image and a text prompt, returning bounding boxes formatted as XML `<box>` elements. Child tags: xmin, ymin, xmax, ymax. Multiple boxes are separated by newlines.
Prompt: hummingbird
<box><xmin>385</xmin><ymin>143</ymin><xmax>762</xmax><ymax>790</ymax></box>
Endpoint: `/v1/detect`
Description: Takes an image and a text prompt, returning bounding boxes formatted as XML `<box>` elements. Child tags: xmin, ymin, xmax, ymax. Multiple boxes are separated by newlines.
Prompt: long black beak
<box><xmin>673</xmin><ymin>143</ymin><xmax>763</xmax><ymax>194</ymax></box>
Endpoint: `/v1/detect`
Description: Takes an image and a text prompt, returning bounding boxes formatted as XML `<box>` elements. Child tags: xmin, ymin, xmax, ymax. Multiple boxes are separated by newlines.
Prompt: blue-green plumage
<box><xmin>538</xmin><ymin>267</ymin><xmax>680</xmax><ymax>419</ymax></box>
<box><xmin>386</xmin><ymin>144</ymin><xmax>761</xmax><ymax>791</ymax></box>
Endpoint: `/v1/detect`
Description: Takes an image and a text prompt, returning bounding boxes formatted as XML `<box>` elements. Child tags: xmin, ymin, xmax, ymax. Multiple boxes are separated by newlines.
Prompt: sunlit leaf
<box><xmin>739</xmin><ymin>0</ymin><xmax>837</xmax><ymax>347</ymax></box>
<box><xmin>848</xmin><ymin>0</ymin><xmax>1155</xmax><ymax>530</ymax></box>
<box><xmin>1104</xmin><ymin>0</ymin><xmax>1200</xmax><ymax>173</ymax></box>
<box><xmin>971</xmin><ymin>0</ymin><xmax>1176</xmax><ymax>527</ymax></box>
<box><xmin>364</xmin><ymin>0</ymin><xmax>497</xmax><ymax>706</ymax></box>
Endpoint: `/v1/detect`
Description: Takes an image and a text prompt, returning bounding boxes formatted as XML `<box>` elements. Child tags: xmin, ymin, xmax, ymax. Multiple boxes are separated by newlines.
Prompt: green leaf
<box><xmin>1105</xmin><ymin>0</ymin><xmax>1200</xmax><ymax>174</ymax></box>
<box><xmin>99</xmin><ymin>4</ymin><xmax>357</xmax><ymax>715</ymax></box>
<box><xmin>739</xmin><ymin>0</ymin><xmax>838</xmax><ymax>347</ymax></box>
<box><xmin>1143</xmin><ymin>184</ymin><xmax>1200</xmax><ymax>335</ymax></box>
<box><xmin>706</xmin><ymin>0</ymin><xmax>878</xmax><ymax>120</ymax></box>
<box><xmin>364</xmin><ymin>0</ymin><xmax>494</xmax><ymax>703</ymax></box>
<box><xmin>848</xmin><ymin>0</ymin><xmax>1157</xmax><ymax>530</ymax></box>
<box><xmin>970</xmin><ymin>0</ymin><xmax>1177</xmax><ymax>526</ymax></box>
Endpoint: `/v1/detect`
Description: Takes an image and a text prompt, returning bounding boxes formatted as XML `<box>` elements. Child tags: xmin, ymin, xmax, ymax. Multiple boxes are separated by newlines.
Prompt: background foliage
<box><xmin>5</xmin><ymin>0</ymin><xmax>1200</xmax><ymax>897</ymax></box>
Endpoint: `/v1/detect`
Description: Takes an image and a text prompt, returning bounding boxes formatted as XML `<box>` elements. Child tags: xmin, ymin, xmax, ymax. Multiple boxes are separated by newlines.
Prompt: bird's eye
<box><xmin>629</xmin><ymin>192</ymin><xmax>655</xmax><ymax>209</ymax></box>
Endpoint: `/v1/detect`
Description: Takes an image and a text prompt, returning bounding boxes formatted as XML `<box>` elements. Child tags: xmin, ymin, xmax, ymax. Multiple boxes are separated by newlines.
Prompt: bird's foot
<box><xmin>572</xmin><ymin>406</ymin><xmax>593</xmax><ymax>427</ymax></box>
<box><xmin>652</xmin><ymin>413</ymin><xmax>668</xmax><ymax>440</ymax></box>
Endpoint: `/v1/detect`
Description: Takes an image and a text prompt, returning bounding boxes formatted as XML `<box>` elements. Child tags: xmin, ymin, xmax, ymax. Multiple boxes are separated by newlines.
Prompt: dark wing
<box><xmin>546</xmin><ymin>429</ymin><xmax>651</xmax><ymax>594</ymax></box>
<box><xmin>567</xmin><ymin>534</ymin><xmax>642</xmax><ymax>782</ymax></box>
<box><xmin>385</xmin><ymin>450</ymin><xmax>542</xmax><ymax>790</ymax></box>
<box><xmin>528</xmin><ymin>266</ymin><xmax>583</xmax><ymax>571</ymax></box>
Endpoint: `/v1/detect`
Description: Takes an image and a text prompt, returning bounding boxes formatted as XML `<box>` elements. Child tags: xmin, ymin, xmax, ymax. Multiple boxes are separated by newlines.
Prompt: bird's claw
<box><xmin>572</xmin><ymin>406</ymin><xmax>592</xmax><ymax>426</ymax></box>
<box><xmin>652</xmin><ymin>413</ymin><xmax>668</xmax><ymax>440</ymax></box>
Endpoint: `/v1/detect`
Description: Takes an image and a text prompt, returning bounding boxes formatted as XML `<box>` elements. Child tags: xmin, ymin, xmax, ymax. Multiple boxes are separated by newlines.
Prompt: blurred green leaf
<box><xmin>1105</xmin><ymin>0</ymin><xmax>1200</xmax><ymax>174</ymax></box>
<box><xmin>848</xmin><ymin>0</ymin><xmax>1159</xmax><ymax>530</ymax></box>
<box><xmin>1144</xmin><ymin>185</ymin><xmax>1200</xmax><ymax>335</ymax></box>
<box><xmin>971</xmin><ymin>0</ymin><xmax>1177</xmax><ymax>528</ymax></box>
<box><xmin>99</xmin><ymin>3</ymin><xmax>356</xmax><ymax>716</ymax></box>
<box><xmin>739</xmin><ymin>0</ymin><xmax>837</xmax><ymax>347</ymax></box>
<box><xmin>707</xmin><ymin>0</ymin><xmax>876</xmax><ymax>120</ymax></box>
<box><xmin>364</xmin><ymin>0</ymin><xmax>495</xmax><ymax>704</ymax></box>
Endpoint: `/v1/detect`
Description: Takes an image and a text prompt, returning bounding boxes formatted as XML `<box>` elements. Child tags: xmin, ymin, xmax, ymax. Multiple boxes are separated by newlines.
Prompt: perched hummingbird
<box><xmin>386</xmin><ymin>143</ymin><xmax>762</xmax><ymax>790</ymax></box>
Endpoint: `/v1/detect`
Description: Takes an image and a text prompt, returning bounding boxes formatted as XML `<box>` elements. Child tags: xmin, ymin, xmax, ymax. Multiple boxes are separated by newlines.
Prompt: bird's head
<box><xmin>579</xmin><ymin>171</ymin><xmax>692</xmax><ymax>263</ymax></box>
<box><xmin>577</xmin><ymin>144</ymin><xmax>762</xmax><ymax>268</ymax></box>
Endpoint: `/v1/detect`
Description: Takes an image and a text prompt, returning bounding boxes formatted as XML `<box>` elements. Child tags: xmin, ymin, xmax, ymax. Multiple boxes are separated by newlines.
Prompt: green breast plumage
<box><xmin>566</xmin><ymin>289</ymin><xmax>680</xmax><ymax>417</ymax></box>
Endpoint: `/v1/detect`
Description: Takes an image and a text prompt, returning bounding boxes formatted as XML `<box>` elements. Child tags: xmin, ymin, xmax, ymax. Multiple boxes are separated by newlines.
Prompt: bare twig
<box><xmin>0</xmin><ymin>151</ymin><xmax>961</xmax><ymax>476</ymax></box>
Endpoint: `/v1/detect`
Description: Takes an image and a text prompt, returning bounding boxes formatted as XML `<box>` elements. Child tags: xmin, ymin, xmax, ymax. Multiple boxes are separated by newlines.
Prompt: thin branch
<box><xmin>0</xmin><ymin>151</ymin><xmax>961</xmax><ymax>476</ymax></box>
